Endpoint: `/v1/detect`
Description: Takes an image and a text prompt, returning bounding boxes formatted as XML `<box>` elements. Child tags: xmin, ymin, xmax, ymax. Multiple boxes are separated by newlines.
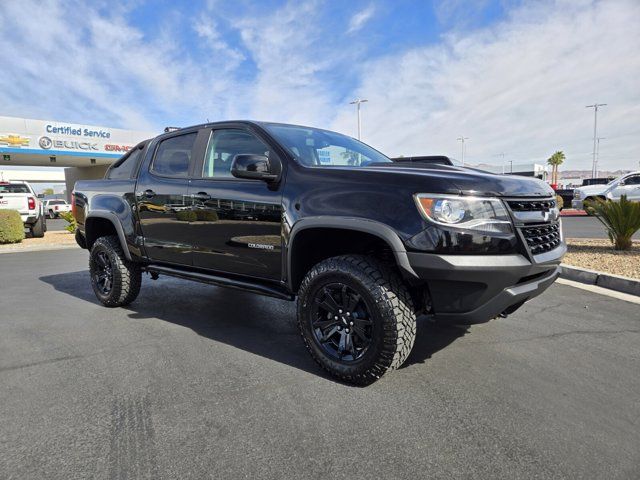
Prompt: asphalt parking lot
<box><xmin>561</xmin><ymin>215</ymin><xmax>640</xmax><ymax>239</ymax></box>
<box><xmin>1</xmin><ymin>248</ymin><xmax>639</xmax><ymax>479</ymax></box>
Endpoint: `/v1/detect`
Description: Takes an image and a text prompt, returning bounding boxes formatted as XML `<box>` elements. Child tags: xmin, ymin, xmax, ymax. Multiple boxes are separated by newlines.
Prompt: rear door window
<box><xmin>151</xmin><ymin>133</ymin><xmax>197</xmax><ymax>178</ymax></box>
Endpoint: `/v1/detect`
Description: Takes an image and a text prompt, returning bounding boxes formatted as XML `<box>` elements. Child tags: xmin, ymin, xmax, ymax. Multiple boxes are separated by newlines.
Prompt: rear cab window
<box><xmin>106</xmin><ymin>143</ymin><xmax>147</xmax><ymax>180</ymax></box>
<box><xmin>0</xmin><ymin>183</ymin><xmax>30</xmax><ymax>193</ymax></box>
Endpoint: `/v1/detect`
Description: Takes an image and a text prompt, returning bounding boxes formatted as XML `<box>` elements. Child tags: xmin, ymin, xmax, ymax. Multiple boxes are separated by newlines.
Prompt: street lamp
<box><xmin>350</xmin><ymin>98</ymin><xmax>368</xmax><ymax>140</ymax></box>
<box><xmin>457</xmin><ymin>136</ymin><xmax>469</xmax><ymax>166</ymax></box>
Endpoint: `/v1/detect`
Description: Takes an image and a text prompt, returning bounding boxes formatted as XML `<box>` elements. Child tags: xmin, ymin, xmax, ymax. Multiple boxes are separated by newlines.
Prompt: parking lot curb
<box><xmin>560</xmin><ymin>264</ymin><xmax>640</xmax><ymax>297</ymax></box>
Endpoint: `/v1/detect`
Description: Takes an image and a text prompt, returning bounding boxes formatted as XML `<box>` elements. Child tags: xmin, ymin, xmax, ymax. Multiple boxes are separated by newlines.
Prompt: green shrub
<box><xmin>175</xmin><ymin>210</ymin><xmax>197</xmax><ymax>222</ymax></box>
<box><xmin>555</xmin><ymin>194</ymin><xmax>564</xmax><ymax>210</ymax></box>
<box><xmin>58</xmin><ymin>211</ymin><xmax>77</xmax><ymax>233</ymax></box>
<box><xmin>591</xmin><ymin>195</ymin><xmax>640</xmax><ymax>250</ymax></box>
<box><xmin>194</xmin><ymin>210</ymin><xmax>219</xmax><ymax>222</ymax></box>
<box><xmin>0</xmin><ymin>210</ymin><xmax>25</xmax><ymax>244</ymax></box>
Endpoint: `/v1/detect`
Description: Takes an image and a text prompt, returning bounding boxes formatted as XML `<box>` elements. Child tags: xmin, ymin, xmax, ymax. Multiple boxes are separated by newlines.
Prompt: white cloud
<box><xmin>347</xmin><ymin>4</ymin><xmax>376</xmax><ymax>34</ymax></box>
<box><xmin>332</xmin><ymin>0</ymin><xmax>640</xmax><ymax>171</ymax></box>
<box><xmin>0</xmin><ymin>0</ymin><xmax>637</xmax><ymax>173</ymax></box>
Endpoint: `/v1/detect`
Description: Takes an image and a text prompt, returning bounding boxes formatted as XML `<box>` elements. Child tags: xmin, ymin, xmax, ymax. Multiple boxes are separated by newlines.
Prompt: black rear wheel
<box><xmin>31</xmin><ymin>215</ymin><xmax>45</xmax><ymax>238</ymax></box>
<box><xmin>297</xmin><ymin>255</ymin><xmax>416</xmax><ymax>385</ymax></box>
<box><xmin>89</xmin><ymin>235</ymin><xmax>141</xmax><ymax>307</ymax></box>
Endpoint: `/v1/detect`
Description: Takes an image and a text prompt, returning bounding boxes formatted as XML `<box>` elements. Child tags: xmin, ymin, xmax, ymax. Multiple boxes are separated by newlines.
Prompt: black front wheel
<box><xmin>89</xmin><ymin>235</ymin><xmax>141</xmax><ymax>307</ymax></box>
<box><xmin>297</xmin><ymin>255</ymin><xmax>416</xmax><ymax>385</ymax></box>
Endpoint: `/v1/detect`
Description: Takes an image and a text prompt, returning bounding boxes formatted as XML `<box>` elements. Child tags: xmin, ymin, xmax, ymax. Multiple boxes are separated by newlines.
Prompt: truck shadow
<box><xmin>39</xmin><ymin>271</ymin><xmax>467</xmax><ymax>383</ymax></box>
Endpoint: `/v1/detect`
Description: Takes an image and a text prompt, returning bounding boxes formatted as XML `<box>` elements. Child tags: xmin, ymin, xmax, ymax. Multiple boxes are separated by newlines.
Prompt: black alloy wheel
<box><xmin>89</xmin><ymin>235</ymin><xmax>142</xmax><ymax>307</ymax></box>
<box><xmin>297</xmin><ymin>255</ymin><xmax>417</xmax><ymax>385</ymax></box>
<box><xmin>93</xmin><ymin>250</ymin><xmax>114</xmax><ymax>295</ymax></box>
<box><xmin>311</xmin><ymin>283</ymin><xmax>373</xmax><ymax>362</ymax></box>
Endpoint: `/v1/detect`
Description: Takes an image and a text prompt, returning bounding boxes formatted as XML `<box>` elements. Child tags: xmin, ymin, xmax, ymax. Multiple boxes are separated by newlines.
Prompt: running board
<box><xmin>144</xmin><ymin>265</ymin><xmax>294</xmax><ymax>301</ymax></box>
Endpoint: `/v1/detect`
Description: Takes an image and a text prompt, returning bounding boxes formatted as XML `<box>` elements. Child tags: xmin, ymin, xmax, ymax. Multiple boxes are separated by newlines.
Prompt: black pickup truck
<box><xmin>73</xmin><ymin>121</ymin><xmax>565</xmax><ymax>384</ymax></box>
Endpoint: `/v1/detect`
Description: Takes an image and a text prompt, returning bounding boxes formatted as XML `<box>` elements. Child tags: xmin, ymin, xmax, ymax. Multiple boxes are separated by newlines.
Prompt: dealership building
<box><xmin>0</xmin><ymin>115</ymin><xmax>155</xmax><ymax>197</ymax></box>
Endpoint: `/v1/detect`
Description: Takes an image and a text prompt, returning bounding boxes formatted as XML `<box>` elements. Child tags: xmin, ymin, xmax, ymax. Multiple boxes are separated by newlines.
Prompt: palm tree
<box><xmin>547</xmin><ymin>151</ymin><xmax>565</xmax><ymax>186</ymax></box>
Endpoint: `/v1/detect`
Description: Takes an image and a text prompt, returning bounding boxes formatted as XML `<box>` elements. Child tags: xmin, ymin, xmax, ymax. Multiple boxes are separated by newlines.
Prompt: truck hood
<box><xmin>357</xmin><ymin>162</ymin><xmax>555</xmax><ymax>198</ymax></box>
<box><xmin>575</xmin><ymin>184</ymin><xmax>609</xmax><ymax>196</ymax></box>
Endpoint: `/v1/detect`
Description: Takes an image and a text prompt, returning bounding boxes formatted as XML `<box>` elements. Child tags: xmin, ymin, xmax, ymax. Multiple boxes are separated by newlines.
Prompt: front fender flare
<box><xmin>286</xmin><ymin>216</ymin><xmax>419</xmax><ymax>289</ymax></box>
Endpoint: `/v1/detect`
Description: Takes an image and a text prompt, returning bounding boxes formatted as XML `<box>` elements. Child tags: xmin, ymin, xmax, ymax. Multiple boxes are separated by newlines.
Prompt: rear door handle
<box><xmin>136</xmin><ymin>189</ymin><xmax>156</xmax><ymax>199</ymax></box>
<box><xmin>192</xmin><ymin>192</ymin><xmax>211</xmax><ymax>201</ymax></box>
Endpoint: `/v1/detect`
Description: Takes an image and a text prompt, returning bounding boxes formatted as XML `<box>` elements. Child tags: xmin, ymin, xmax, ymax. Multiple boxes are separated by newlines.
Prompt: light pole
<box><xmin>595</xmin><ymin>137</ymin><xmax>605</xmax><ymax>178</ymax></box>
<box><xmin>586</xmin><ymin>103</ymin><xmax>606</xmax><ymax>178</ymax></box>
<box><xmin>457</xmin><ymin>136</ymin><xmax>469</xmax><ymax>166</ymax></box>
<box><xmin>350</xmin><ymin>98</ymin><xmax>368</xmax><ymax>140</ymax></box>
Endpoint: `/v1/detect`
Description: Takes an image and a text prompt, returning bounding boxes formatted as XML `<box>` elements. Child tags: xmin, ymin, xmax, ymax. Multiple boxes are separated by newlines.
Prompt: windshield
<box><xmin>263</xmin><ymin>124</ymin><xmax>392</xmax><ymax>167</ymax></box>
<box><xmin>0</xmin><ymin>183</ymin><xmax>29</xmax><ymax>193</ymax></box>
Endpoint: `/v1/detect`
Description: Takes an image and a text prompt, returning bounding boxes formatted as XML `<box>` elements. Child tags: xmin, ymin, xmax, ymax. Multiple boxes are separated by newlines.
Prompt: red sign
<box><xmin>104</xmin><ymin>144</ymin><xmax>132</xmax><ymax>152</ymax></box>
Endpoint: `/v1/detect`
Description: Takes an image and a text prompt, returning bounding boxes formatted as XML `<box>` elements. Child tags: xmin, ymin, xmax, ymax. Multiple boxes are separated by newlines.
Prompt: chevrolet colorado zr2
<box><xmin>73</xmin><ymin>121</ymin><xmax>565</xmax><ymax>384</ymax></box>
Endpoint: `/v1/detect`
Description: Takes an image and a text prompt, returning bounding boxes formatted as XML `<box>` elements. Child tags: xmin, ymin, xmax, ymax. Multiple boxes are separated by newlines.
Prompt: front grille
<box><xmin>520</xmin><ymin>223</ymin><xmax>561</xmax><ymax>255</ymax></box>
<box><xmin>508</xmin><ymin>199</ymin><xmax>556</xmax><ymax>211</ymax></box>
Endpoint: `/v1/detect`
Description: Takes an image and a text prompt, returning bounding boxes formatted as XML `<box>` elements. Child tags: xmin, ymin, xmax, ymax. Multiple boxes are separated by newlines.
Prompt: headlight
<box><xmin>414</xmin><ymin>194</ymin><xmax>513</xmax><ymax>234</ymax></box>
<box><xmin>573</xmin><ymin>190</ymin><xmax>582</xmax><ymax>199</ymax></box>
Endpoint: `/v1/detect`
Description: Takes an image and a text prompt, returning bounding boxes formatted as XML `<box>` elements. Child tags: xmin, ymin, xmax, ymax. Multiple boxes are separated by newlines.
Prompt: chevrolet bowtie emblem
<box><xmin>0</xmin><ymin>135</ymin><xmax>30</xmax><ymax>147</ymax></box>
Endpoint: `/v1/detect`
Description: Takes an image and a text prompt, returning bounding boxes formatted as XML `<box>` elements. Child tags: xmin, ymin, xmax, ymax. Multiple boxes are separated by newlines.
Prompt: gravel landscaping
<box><xmin>0</xmin><ymin>230</ymin><xmax>77</xmax><ymax>254</ymax></box>
<box><xmin>564</xmin><ymin>238</ymin><xmax>640</xmax><ymax>280</ymax></box>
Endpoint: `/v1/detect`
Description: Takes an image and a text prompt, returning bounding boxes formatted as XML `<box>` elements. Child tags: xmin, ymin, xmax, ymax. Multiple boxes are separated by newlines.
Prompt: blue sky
<box><xmin>0</xmin><ymin>0</ymin><xmax>638</xmax><ymax>171</ymax></box>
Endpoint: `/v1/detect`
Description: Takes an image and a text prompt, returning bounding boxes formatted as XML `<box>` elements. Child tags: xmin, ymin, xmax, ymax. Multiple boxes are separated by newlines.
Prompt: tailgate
<box><xmin>0</xmin><ymin>193</ymin><xmax>29</xmax><ymax>213</ymax></box>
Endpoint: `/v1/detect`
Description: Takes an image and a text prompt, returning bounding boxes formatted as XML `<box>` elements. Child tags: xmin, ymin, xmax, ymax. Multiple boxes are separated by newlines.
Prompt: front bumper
<box><xmin>571</xmin><ymin>199</ymin><xmax>584</xmax><ymax>210</ymax></box>
<box><xmin>407</xmin><ymin>243</ymin><xmax>566</xmax><ymax>324</ymax></box>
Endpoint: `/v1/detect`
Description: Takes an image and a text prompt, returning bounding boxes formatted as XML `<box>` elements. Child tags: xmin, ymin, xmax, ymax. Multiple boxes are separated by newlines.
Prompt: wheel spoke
<box><xmin>346</xmin><ymin>292</ymin><xmax>361</xmax><ymax>312</ymax></box>
<box><xmin>351</xmin><ymin>326</ymin><xmax>368</xmax><ymax>342</ymax></box>
<box><xmin>337</xmin><ymin>332</ymin><xmax>346</xmax><ymax>359</ymax></box>
<box><xmin>313</xmin><ymin>318</ymin><xmax>340</xmax><ymax>330</ymax></box>
<box><xmin>320</xmin><ymin>288</ymin><xmax>341</xmax><ymax>313</ymax></box>
<box><xmin>340</xmin><ymin>285</ymin><xmax>349</xmax><ymax>309</ymax></box>
<box><xmin>353</xmin><ymin>317</ymin><xmax>372</xmax><ymax>328</ymax></box>
<box><xmin>320</xmin><ymin>326</ymin><xmax>339</xmax><ymax>343</ymax></box>
<box><xmin>96</xmin><ymin>253</ymin><xmax>107</xmax><ymax>267</ymax></box>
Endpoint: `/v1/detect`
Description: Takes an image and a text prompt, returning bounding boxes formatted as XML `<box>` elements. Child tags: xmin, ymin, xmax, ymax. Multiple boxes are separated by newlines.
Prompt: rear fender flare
<box><xmin>85</xmin><ymin>211</ymin><xmax>132</xmax><ymax>261</ymax></box>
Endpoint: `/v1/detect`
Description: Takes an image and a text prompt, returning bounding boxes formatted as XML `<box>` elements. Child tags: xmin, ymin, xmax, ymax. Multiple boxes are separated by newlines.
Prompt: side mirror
<box><xmin>231</xmin><ymin>154</ymin><xmax>280</xmax><ymax>182</ymax></box>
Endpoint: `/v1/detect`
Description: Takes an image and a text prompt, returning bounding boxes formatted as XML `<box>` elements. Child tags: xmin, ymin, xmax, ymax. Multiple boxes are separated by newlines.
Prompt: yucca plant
<box><xmin>58</xmin><ymin>211</ymin><xmax>77</xmax><ymax>233</ymax></box>
<box><xmin>591</xmin><ymin>195</ymin><xmax>640</xmax><ymax>250</ymax></box>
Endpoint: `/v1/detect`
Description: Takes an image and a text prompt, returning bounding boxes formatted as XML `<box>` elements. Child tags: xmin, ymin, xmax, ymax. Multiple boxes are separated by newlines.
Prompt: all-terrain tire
<box><xmin>297</xmin><ymin>255</ymin><xmax>416</xmax><ymax>385</ymax></box>
<box><xmin>89</xmin><ymin>235</ymin><xmax>142</xmax><ymax>307</ymax></box>
<box><xmin>31</xmin><ymin>215</ymin><xmax>45</xmax><ymax>238</ymax></box>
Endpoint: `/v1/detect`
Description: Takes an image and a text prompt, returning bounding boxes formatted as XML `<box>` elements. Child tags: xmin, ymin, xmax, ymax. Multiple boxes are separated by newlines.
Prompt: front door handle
<box><xmin>136</xmin><ymin>189</ymin><xmax>156</xmax><ymax>199</ymax></box>
<box><xmin>192</xmin><ymin>192</ymin><xmax>211</xmax><ymax>201</ymax></box>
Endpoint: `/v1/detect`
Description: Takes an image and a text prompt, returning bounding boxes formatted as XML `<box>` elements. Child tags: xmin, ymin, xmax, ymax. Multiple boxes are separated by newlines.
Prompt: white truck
<box><xmin>572</xmin><ymin>171</ymin><xmax>640</xmax><ymax>210</ymax></box>
<box><xmin>44</xmin><ymin>199</ymin><xmax>72</xmax><ymax>218</ymax></box>
<box><xmin>0</xmin><ymin>181</ymin><xmax>46</xmax><ymax>237</ymax></box>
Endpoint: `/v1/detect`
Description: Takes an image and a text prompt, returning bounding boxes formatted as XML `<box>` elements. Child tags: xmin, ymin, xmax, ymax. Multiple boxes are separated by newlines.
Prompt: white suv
<box><xmin>572</xmin><ymin>171</ymin><xmax>640</xmax><ymax>210</ymax></box>
<box><xmin>44</xmin><ymin>199</ymin><xmax>72</xmax><ymax>218</ymax></box>
<box><xmin>0</xmin><ymin>181</ymin><xmax>46</xmax><ymax>237</ymax></box>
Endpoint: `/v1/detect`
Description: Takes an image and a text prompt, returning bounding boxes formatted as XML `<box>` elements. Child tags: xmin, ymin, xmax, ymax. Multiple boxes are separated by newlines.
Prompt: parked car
<box><xmin>73</xmin><ymin>121</ymin><xmax>565</xmax><ymax>384</ymax></box>
<box><xmin>44</xmin><ymin>199</ymin><xmax>71</xmax><ymax>218</ymax></box>
<box><xmin>572</xmin><ymin>171</ymin><xmax>640</xmax><ymax>210</ymax></box>
<box><xmin>0</xmin><ymin>181</ymin><xmax>46</xmax><ymax>237</ymax></box>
